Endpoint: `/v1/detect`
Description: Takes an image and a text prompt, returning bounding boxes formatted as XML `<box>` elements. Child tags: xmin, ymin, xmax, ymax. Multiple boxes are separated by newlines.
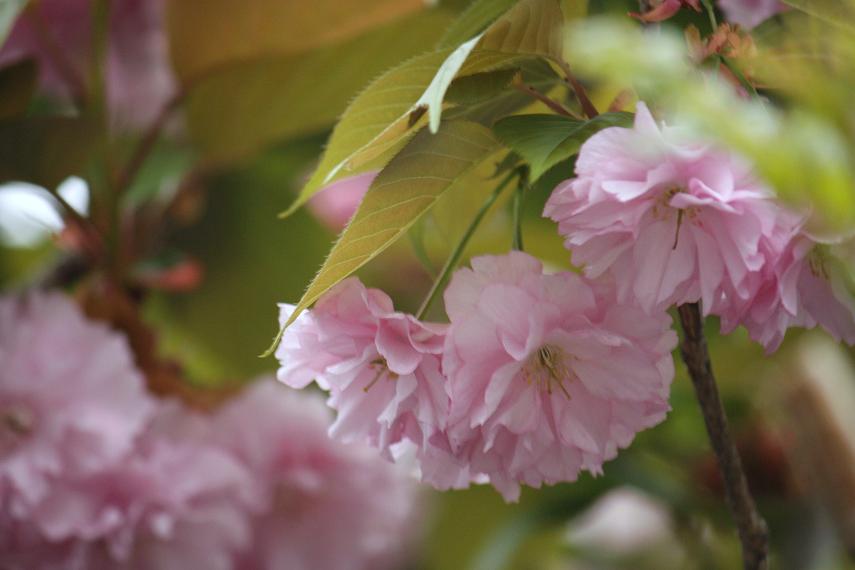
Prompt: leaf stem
<box><xmin>416</xmin><ymin>169</ymin><xmax>519</xmax><ymax>320</ymax></box>
<box><xmin>113</xmin><ymin>89</ymin><xmax>186</xmax><ymax>197</ymax></box>
<box><xmin>677</xmin><ymin>303</ymin><xmax>769</xmax><ymax>570</ymax></box>
<box><xmin>556</xmin><ymin>60</ymin><xmax>598</xmax><ymax>119</ymax></box>
<box><xmin>512</xmin><ymin>75</ymin><xmax>580</xmax><ymax>119</ymax></box>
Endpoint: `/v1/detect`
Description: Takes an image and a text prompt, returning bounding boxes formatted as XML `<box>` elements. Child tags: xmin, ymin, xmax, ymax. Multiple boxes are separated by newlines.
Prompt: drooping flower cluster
<box><xmin>277</xmin><ymin>258</ymin><xmax>677</xmax><ymax>501</ymax></box>
<box><xmin>544</xmin><ymin>102</ymin><xmax>855</xmax><ymax>352</ymax></box>
<box><xmin>1</xmin><ymin>292</ymin><xmax>419</xmax><ymax>569</ymax></box>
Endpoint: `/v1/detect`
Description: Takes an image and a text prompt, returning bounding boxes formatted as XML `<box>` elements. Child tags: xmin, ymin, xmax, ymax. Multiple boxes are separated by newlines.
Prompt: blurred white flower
<box><xmin>0</xmin><ymin>177</ymin><xmax>88</xmax><ymax>248</ymax></box>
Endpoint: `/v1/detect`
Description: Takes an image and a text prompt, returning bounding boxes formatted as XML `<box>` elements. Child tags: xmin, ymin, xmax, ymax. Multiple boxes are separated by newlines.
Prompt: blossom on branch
<box><xmin>440</xmin><ymin>252</ymin><xmax>677</xmax><ymax>501</ymax></box>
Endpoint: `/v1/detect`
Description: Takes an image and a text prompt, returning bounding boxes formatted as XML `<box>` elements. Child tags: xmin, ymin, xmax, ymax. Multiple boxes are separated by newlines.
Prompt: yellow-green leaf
<box><xmin>438</xmin><ymin>0</ymin><xmax>519</xmax><ymax>48</ymax></box>
<box><xmin>282</xmin><ymin>120</ymin><xmax>500</xmax><ymax>328</ymax></box>
<box><xmin>283</xmin><ymin>0</ymin><xmax>566</xmax><ymax>218</ymax></box>
<box><xmin>182</xmin><ymin>10</ymin><xmax>453</xmax><ymax>163</ymax></box>
<box><xmin>168</xmin><ymin>0</ymin><xmax>429</xmax><ymax>81</ymax></box>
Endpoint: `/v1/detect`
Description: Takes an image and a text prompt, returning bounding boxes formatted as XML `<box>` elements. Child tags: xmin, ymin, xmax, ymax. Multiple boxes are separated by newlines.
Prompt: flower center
<box><xmin>522</xmin><ymin>344</ymin><xmax>574</xmax><ymax>399</ymax></box>
<box><xmin>363</xmin><ymin>357</ymin><xmax>398</xmax><ymax>392</ymax></box>
<box><xmin>0</xmin><ymin>403</ymin><xmax>36</xmax><ymax>454</ymax></box>
<box><xmin>651</xmin><ymin>185</ymin><xmax>700</xmax><ymax>249</ymax></box>
<box><xmin>808</xmin><ymin>246</ymin><xmax>830</xmax><ymax>280</ymax></box>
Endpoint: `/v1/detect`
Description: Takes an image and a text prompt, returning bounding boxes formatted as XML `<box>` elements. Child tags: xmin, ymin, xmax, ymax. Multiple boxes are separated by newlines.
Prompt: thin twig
<box><xmin>677</xmin><ymin>303</ymin><xmax>769</xmax><ymax>570</ymax></box>
<box><xmin>511</xmin><ymin>169</ymin><xmax>527</xmax><ymax>251</ymax></box>
<box><xmin>416</xmin><ymin>169</ymin><xmax>519</xmax><ymax>320</ymax></box>
<box><xmin>556</xmin><ymin>60</ymin><xmax>598</xmax><ymax>119</ymax></box>
<box><xmin>512</xmin><ymin>75</ymin><xmax>580</xmax><ymax>119</ymax></box>
<box><xmin>113</xmin><ymin>89</ymin><xmax>186</xmax><ymax>197</ymax></box>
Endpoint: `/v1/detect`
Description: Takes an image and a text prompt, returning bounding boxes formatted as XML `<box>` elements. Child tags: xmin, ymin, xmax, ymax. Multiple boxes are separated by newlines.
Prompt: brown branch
<box><xmin>556</xmin><ymin>60</ymin><xmax>598</xmax><ymax>119</ymax></box>
<box><xmin>678</xmin><ymin>303</ymin><xmax>769</xmax><ymax>570</ymax></box>
<box><xmin>112</xmin><ymin>89</ymin><xmax>186</xmax><ymax>197</ymax></box>
<box><xmin>512</xmin><ymin>74</ymin><xmax>581</xmax><ymax>119</ymax></box>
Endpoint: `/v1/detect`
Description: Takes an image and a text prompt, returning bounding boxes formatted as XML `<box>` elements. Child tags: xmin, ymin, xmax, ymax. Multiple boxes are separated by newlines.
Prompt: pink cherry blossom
<box><xmin>212</xmin><ymin>379</ymin><xmax>420</xmax><ymax>570</ymax></box>
<box><xmin>17</xmin><ymin>403</ymin><xmax>258</xmax><ymax>570</ymax></box>
<box><xmin>276</xmin><ymin>277</ymin><xmax>451</xmax><ymax>461</ymax></box>
<box><xmin>0</xmin><ymin>292</ymin><xmax>155</xmax><ymax>515</ymax></box>
<box><xmin>544</xmin><ymin>102</ymin><xmax>783</xmax><ymax>317</ymax></box>
<box><xmin>307</xmin><ymin>172</ymin><xmax>378</xmax><ymax>232</ymax></box>
<box><xmin>441</xmin><ymin>252</ymin><xmax>677</xmax><ymax>502</ymax></box>
<box><xmin>716</xmin><ymin>216</ymin><xmax>855</xmax><ymax>352</ymax></box>
<box><xmin>717</xmin><ymin>0</ymin><xmax>785</xmax><ymax>29</ymax></box>
<box><xmin>0</xmin><ymin>0</ymin><xmax>174</xmax><ymax>130</ymax></box>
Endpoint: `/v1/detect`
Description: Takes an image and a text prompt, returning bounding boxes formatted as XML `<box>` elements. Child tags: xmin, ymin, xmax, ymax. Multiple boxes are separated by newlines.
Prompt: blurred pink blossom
<box><xmin>0</xmin><ymin>292</ymin><xmax>155</xmax><ymax>517</ymax></box>
<box><xmin>441</xmin><ymin>252</ymin><xmax>677</xmax><ymax>501</ymax></box>
<box><xmin>0</xmin><ymin>0</ymin><xmax>175</xmax><ymax>130</ymax></box>
<box><xmin>277</xmin><ymin>277</ymin><xmax>450</xmax><ymax>460</ymax></box>
<box><xmin>307</xmin><ymin>172</ymin><xmax>378</xmax><ymax>231</ymax></box>
<box><xmin>212</xmin><ymin>379</ymin><xmax>419</xmax><ymax>570</ymax></box>
<box><xmin>717</xmin><ymin>0</ymin><xmax>785</xmax><ymax>29</ymax></box>
<box><xmin>716</xmin><ymin>218</ymin><xmax>855</xmax><ymax>352</ymax></box>
<box><xmin>544</xmin><ymin>102</ymin><xmax>781</xmax><ymax>316</ymax></box>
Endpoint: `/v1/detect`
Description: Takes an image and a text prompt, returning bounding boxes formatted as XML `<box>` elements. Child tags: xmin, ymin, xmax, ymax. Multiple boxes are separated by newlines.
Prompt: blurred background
<box><xmin>2</xmin><ymin>0</ymin><xmax>855</xmax><ymax>568</ymax></box>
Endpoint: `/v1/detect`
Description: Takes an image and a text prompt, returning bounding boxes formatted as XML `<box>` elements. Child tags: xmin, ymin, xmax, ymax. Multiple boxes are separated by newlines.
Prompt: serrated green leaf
<box><xmin>0</xmin><ymin>117</ymin><xmax>96</xmax><ymax>188</ymax></box>
<box><xmin>445</xmin><ymin>69</ymin><xmax>519</xmax><ymax>106</ymax></box>
<box><xmin>283</xmin><ymin>0</ymin><xmax>566</xmax><ymax>218</ymax></box>
<box><xmin>0</xmin><ymin>59</ymin><xmax>37</xmax><ymax>120</ymax></box>
<box><xmin>414</xmin><ymin>0</ymin><xmax>566</xmax><ymax>132</ymax></box>
<box><xmin>0</xmin><ymin>0</ymin><xmax>26</xmax><ymax>46</ymax></box>
<box><xmin>182</xmin><ymin>10</ymin><xmax>454</xmax><ymax>163</ymax></box>
<box><xmin>493</xmin><ymin>112</ymin><xmax>632</xmax><ymax>180</ymax></box>
<box><xmin>281</xmin><ymin>120</ymin><xmax>499</xmax><ymax>329</ymax></box>
<box><xmin>438</xmin><ymin>0</ymin><xmax>519</xmax><ymax>48</ymax></box>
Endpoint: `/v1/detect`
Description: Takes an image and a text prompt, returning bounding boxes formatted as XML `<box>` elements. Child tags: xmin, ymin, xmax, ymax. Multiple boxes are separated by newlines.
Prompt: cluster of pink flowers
<box><xmin>544</xmin><ymin>102</ymin><xmax>855</xmax><ymax>352</ymax></box>
<box><xmin>276</xmin><ymin>101</ymin><xmax>855</xmax><ymax>502</ymax></box>
<box><xmin>1</xmin><ymin>292</ymin><xmax>418</xmax><ymax>569</ymax></box>
<box><xmin>277</xmin><ymin>257</ymin><xmax>678</xmax><ymax>501</ymax></box>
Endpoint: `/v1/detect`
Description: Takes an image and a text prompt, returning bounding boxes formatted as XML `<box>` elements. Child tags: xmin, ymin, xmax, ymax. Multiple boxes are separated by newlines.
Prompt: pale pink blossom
<box><xmin>544</xmin><ymin>102</ymin><xmax>780</xmax><ymax>316</ymax></box>
<box><xmin>276</xmin><ymin>277</ymin><xmax>450</xmax><ymax>459</ymax></box>
<box><xmin>717</xmin><ymin>0</ymin><xmax>785</xmax><ymax>29</ymax></box>
<box><xmin>0</xmin><ymin>0</ymin><xmax>175</xmax><ymax>130</ymax></box>
<box><xmin>441</xmin><ymin>252</ymin><xmax>677</xmax><ymax>501</ymax></box>
<box><xmin>18</xmin><ymin>404</ymin><xmax>259</xmax><ymax>570</ymax></box>
<box><xmin>307</xmin><ymin>172</ymin><xmax>378</xmax><ymax>231</ymax></box>
<box><xmin>212</xmin><ymin>379</ymin><xmax>419</xmax><ymax>570</ymax></box>
<box><xmin>0</xmin><ymin>292</ymin><xmax>155</xmax><ymax>514</ymax></box>
<box><xmin>716</xmin><ymin>216</ymin><xmax>855</xmax><ymax>352</ymax></box>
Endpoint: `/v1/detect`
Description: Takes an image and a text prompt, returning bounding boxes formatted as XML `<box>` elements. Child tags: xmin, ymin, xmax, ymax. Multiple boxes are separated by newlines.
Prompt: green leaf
<box><xmin>0</xmin><ymin>117</ymin><xmax>96</xmax><ymax>188</ymax></box>
<box><xmin>283</xmin><ymin>0</ymin><xmax>566</xmax><ymax>217</ymax></box>
<box><xmin>0</xmin><ymin>0</ymin><xmax>26</xmax><ymax>46</ymax></box>
<box><xmin>438</xmin><ymin>0</ymin><xmax>519</xmax><ymax>49</ymax></box>
<box><xmin>422</xmin><ymin>0</ymin><xmax>566</xmax><ymax>133</ymax></box>
<box><xmin>445</xmin><ymin>69</ymin><xmax>519</xmax><ymax>106</ymax></box>
<box><xmin>493</xmin><ymin>111</ymin><xmax>632</xmax><ymax>180</ymax></box>
<box><xmin>167</xmin><ymin>0</ymin><xmax>430</xmax><ymax>81</ymax></box>
<box><xmin>779</xmin><ymin>0</ymin><xmax>855</xmax><ymax>34</ymax></box>
<box><xmin>281</xmin><ymin>120</ymin><xmax>500</xmax><ymax>329</ymax></box>
<box><xmin>0</xmin><ymin>59</ymin><xmax>37</xmax><ymax>121</ymax></box>
<box><xmin>182</xmin><ymin>10</ymin><xmax>454</xmax><ymax>163</ymax></box>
